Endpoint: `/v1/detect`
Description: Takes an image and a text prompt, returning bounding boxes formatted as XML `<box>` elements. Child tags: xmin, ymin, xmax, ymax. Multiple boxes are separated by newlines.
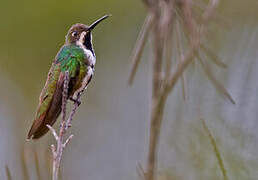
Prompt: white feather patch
<box><xmin>76</xmin><ymin>31</ymin><xmax>96</xmax><ymax>67</ymax></box>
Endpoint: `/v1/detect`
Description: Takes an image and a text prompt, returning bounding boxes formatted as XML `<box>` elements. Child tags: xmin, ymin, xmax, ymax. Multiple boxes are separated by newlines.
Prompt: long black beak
<box><xmin>88</xmin><ymin>15</ymin><xmax>110</xmax><ymax>31</ymax></box>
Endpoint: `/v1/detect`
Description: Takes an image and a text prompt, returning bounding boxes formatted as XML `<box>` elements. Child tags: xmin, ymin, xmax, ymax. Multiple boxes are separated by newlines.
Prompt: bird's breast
<box><xmin>84</xmin><ymin>48</ymin><xmax>96</xmax><ymax>67</ymax></box>
<box><xmin>70</xmin><ymin>66</ymin><xmax>94</xmax><ymax>99</ymax></box>
<box><xmin>76</xmin><ymin>41</ymin><xmax>96</xmax><ymax>67</ymax></box>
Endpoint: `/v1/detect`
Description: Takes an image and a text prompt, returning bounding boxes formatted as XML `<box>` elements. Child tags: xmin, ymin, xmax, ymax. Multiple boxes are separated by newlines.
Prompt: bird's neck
<box><xmin>75</xmin><ymin>41</ymin><xmax>96</xmax><ymax>67</ymax></box>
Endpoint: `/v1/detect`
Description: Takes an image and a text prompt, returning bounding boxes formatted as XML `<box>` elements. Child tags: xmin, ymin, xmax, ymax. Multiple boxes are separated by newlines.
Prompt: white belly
<box><xmin>84</xmin><ymin>49</ymin><xmax>96</xmax><ymax>66</ymax></box>
<box><xmin>74</xmin><ymin>37</ymin><xmax>96</xmax><ymax>98</ymax></box>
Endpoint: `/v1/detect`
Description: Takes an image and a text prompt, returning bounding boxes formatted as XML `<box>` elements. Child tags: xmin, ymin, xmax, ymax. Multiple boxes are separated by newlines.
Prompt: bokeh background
<box><xmin>0</xmin><ymin>0</ymin><xmax>258</xmax><ymax>179</ymax></box>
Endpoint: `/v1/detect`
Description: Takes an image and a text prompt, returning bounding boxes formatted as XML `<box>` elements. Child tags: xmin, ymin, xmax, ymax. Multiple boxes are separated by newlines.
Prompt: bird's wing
<box><xmin>27</xmin><ymin>45</ymin><xmax>82</xmax><ymax>140</ymax></box>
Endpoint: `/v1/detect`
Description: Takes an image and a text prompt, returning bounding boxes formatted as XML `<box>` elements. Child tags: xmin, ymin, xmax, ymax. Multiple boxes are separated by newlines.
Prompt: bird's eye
<box><xmin>72</xmin><ymin>31</ymin><xmax>78</xmax><ymax>37</ymax></box>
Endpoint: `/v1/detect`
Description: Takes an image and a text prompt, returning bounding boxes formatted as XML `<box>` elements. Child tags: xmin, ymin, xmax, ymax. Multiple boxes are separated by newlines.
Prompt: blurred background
<box><xmin>0</xmin><ymin>0</ymin><xmax>258</xmax><ymax>179</ymax></box>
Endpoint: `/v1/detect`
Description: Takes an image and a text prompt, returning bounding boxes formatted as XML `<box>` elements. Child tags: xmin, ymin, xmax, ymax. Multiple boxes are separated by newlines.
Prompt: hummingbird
<box><xmin>27</xmin><ymin>15</ymin><xmax>109</xmax><ymax>140</ymax></box>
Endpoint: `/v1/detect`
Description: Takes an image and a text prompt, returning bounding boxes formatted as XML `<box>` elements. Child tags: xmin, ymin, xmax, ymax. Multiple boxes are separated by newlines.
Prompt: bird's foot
<box><xmin>69</xmin><ymin>97</ymin><xmax>81</xmax><ymax>106</ymax></box>
<box><xmin>64</xmin><ymin>123</ymin><xmax>72</xmax><ymax>129</ymax></box>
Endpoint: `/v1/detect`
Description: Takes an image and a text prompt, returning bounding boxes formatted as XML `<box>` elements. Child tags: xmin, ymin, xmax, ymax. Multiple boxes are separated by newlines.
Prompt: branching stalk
<box><xmin>128</xmin><ymin>13</ymin><xmax>154</xmax><ymax>85</ymax></box>
<box><xmin>48</xmin><ymin>71</ymin><xmax>81</xmax><ymax>180</ymax></box>
<box><xmin>129</xmin><ymin>1</ymin><xmax>222</xmax><ymax>180</ymax></box>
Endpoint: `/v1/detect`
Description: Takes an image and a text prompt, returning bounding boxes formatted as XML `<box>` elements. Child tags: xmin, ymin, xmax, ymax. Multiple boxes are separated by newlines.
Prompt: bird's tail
<box><xmin>27</xmin><ymin>95</ymin><xmax>62</xmax><ymax>139</ymax></box>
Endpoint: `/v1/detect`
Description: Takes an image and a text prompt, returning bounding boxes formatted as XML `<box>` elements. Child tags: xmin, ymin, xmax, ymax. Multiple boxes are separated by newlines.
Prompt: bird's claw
<box><xmin>69</xmin><ymin>97</ymin><xmax>81</xmax><ymax>106</ymax></box>
<box><xmin>64</xmin><ymin>123</ymin><xmax>72</xmax><ymax>129</ymax></box>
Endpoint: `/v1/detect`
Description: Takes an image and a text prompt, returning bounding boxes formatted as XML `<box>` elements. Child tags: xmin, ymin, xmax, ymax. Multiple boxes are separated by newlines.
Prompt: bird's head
<box><xmin>66</xmin><ymin>15</ymin><xmax>110</xmax><ymax>52</ymax></box>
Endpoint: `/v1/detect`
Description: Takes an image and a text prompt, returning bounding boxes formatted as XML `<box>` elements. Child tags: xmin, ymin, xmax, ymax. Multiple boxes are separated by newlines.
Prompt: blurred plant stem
<box><xmin>201</xmin><ymin>118</ymin><xmax>229</xmax><ymax>180</ymax></box>
<box><xmin>129</xmin><ymin>0</ymin><xmax>221</xmax><ymax>179</ymax></box>
<box><xmin>20</xmin><ymin>147</ymin><xmax>30</xmax><ymax>180</ymax></box>
<box><xmin>34</xmin><ymin>150</ymin><xmax>42</xmax><ymax>180</ymax></box>
<box><xmin>5</xmin><ymin>165</ymin><xmax>12</xmax><ymax>180</ymax></box>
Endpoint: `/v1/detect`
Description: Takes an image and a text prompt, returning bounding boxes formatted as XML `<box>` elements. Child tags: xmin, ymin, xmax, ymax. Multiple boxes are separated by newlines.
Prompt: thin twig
<box><xmin>5</xmin><ymin>165</ymin><xmax>12</xmax><ymax>180</ymax></box>
<box><xmin>45</xmin><ymin>148</ymin><xmax>52</xmax><ymax>180</ymax></box>
<box><xmin>20</xmin><ymin>147</ymin><xmax>30</xmax><ymax>180</ymax></box>
<box><xmin>197</xmin><ymin>55</ymin><xmax>235</xmax><ymax>104</ymax></box>
<box><xmin>164</xmin><ymin>40</ymin><xmax>199</xmax><ymax>94</ymax></box>
<box><xmin>145</xmin><ymin>6</ymin><xmax>163</xmax><ymax>180</ymax></box>
<box><xmin>65</xmin><ymin>93</ymin><xmax>82</xmax><ymax>130</ymax></box>
<box><xmin>128</xmin><ymin>13</ymin><xmax>154</xmax><ymax>85</ymax></box>
<box><xmin>52</xmin><ymin>71</ymin><xmax>69</xmax><ymax>180</ymax></box>
<box><xmin>201</xmin><ymin>118</ymin><xmax>229</xmax><ymax>180</ymax></box>
<box><xmin>162</xmin><ymin>0</ymin><xmax>174</xmax><ymax>80</ymax></box>
<box><xmin>175</xmin><ymin>18</ymin><xmax>187</xmax><ymax>100</ymax></box>
<box><xmin>48</xmin><ymin>71</ymin><xmax>78</xmax><ymax>180</ymax></box>
<box><xmin>152</xmin><ymin>15</ymin><xmax>163</xmax><ymax>98</ymax></box>
<box><xmin>63</xmin><ymin>134</ymin><xmax>74</xmax><ymax>148</ymax></box>
<box><xmin>202</xmin><ymin>0</ymin><xmax>219</xmax><ymax>23</ymax></box>
<box><xmin>175</xmin><ymin>6</ymin><xmax>233</xmax><ymax>105</ymax></box>
<box><xmin>165</xmin><ymin>0</ymin><xmax>221</xmax><ymax>95</ymax></box>
<box><xmin>136</xmin><ymin>163</ymin><xmax>146</xmax><ymax>180</ymax></box>
<box><xmin>47</xmin><ymin>125</ymin><xmax>59</xmax><ymax>141</ymax></box>
<box><xmin>34</xmin><ymin>150</ymin><xmax>42</xmax><ymax>180</ymax></box>
<box><xmin>201</xmin><ymin>45</ymin><xmax>227</xmax><ymax>69</ymax></box>
<box><xmin>130</xmin><ymin>1</ymin><xmax>222</xmax><ymax>180</ymax></box>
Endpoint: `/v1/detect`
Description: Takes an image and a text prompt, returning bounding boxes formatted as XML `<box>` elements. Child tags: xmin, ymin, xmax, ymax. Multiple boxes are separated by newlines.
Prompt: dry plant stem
<box><xmin>146</xmin><ymin>2</ymin><xmax>171</xmax><ymax>179</ymax></box>
<box><xmin>128</xmin><ymin>0</ymin><xmax>220</xmax><ymax>179</ymax></box>
<box><xmin>201</xmin><ymin>118</ymin><xmax>229</xmax><ymax>180</ymax></box>
<box><xmin>162</xmin><ymin>0</ymin><xmax>174</xmax><ymax>81</ymax></box>
<box><xmin>48</xmin><ymin>71</ymin><xmax>79</xmax><ymax>180</ymax></box>
<box><xmin>146</xmin><ymin>40</ymin><xmax>199</xmax><ymax>180</ymax></box>
<box><xmin>175</xmin><ymin>19</ymin><xmax>187</xmax><ymax>100</ymax></box>
<box><xmin>145</xmin><ymin>13</ymin><xmax>162</xmax><ymax>180</ymax></box>
<box><xmin>5</xmin><ymin>165</ymin><xmax>12</xmax><ymax>180</ymax></box>
<box><xmin>34</xmin><ymin>150</ymin><xmax>42</xmax><ymax>180</ymax></box>
<box><xmin>128</xmin><ymin>13</ymin><xmax>153</xmax><ymax>85</ymax></box>
<box><xmin>146</xmin><ymin>95</ymin><xmax>167</xmax><ymax>180</ymax></box>
<box><xmin>166</xmin><ymin>0</ymin><xmax>220</xmax><ymax>93</ymax></box>
<box><xmin>21</xmin><ymin>147</ymin><xmax>29</xmax><ymax>180</ymax></box>
<box><xmin>45</xmin><ymin>148</ymin><xmax>53</xmax><ymax>179</ymax></box>
<box><xmin>51</xmin><ymin>71</ymin><xmax>70</xmax><ymax>180</ymax></box>
<box><xmin>201</xmin><ymin>45</ymin><xmax>227</xmax><ymax>68</ymax></box>
<box><xmin>165</xmin><ymin>41</ymin><xmax>199</xmax><ymax>94</ymax></box>
<box><xmin>145</xmin><ymin>1</ymin><xmax>220</xmax><ymax>180</ymax></box>
<box><xmin>152</xmin><ymin>16</ymin><xmax>163</xmax><ymax>98</ymax></box>
<box><xmin>197</xmin><ymin>55</ymin><xmax>235</xmax><ymax>104</ymax></box>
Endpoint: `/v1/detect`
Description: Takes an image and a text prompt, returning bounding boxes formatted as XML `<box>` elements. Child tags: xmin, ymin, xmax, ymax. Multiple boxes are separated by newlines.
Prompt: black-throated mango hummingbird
<box><xmin>27</xmin><ymin>15</ymin><xmax>109</xmax><ymax>140</ymax></box>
